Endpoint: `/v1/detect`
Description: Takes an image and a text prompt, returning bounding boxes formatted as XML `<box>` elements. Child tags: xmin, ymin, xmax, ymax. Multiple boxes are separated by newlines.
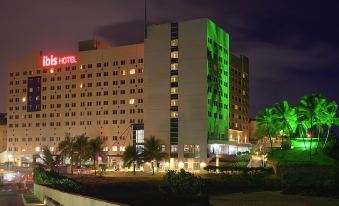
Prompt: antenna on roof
<box><xmin>144</xmin><ymin>0</ymin><xmax>148</xmax><ymax>39</ymax></box>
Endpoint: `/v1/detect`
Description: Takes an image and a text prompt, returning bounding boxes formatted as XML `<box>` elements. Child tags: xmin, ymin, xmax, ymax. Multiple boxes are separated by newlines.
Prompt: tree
<box><xmin>298</xmin><ymin>94</ymin><xmax>327</xmax><ymax>159</ymax></box>
<box><xmin>58</xmin><ymin>133</ymin><xmax>75</xmax><ymax>174</ymax></box>
<box><xmin>88</xmin><ymin>137</ymin><xmax>106</xmax><ymax>176</ymax></box>
<box><xmin>143</xmin><ymin>136</ymin><xmax>167</xmax><ymax>175</ymax></box>
<box><xmin>256</xmin><ymin>108</ymin><xmax>278</xmax><ymax>151</ymax></box>
<box><xmin>73</xmin><ymin>134</ymin><xmax>89</xmax><ymax>168</ymax></box>
<box><xmin>122</xmin><ymin>145</ymin><xmax>143</xmax><ymax>175</ymax></box>
<box><xmin>322</xmin><ymin>101</ymin><xmax>338</xmax><ymax>150</ymax></box>
<box><xmin>40</xmin><ymin>145</ymin><xmax>61</xmax><ymax>172</ymax></box>
<box><xmin>273</xmin><ymin>101</ymin><xmax>297</xmax><ymax>147</ymax></box>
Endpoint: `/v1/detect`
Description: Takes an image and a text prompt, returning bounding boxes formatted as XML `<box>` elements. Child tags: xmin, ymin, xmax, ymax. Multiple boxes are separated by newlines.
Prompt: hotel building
<box><xmin>4</xmin><ymin>18</ymin><xmax>249</xmax><ymax>168</ymax></box>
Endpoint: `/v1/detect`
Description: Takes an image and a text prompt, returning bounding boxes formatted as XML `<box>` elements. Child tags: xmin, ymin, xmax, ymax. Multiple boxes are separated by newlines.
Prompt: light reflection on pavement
<box><xmin>0</xmin><ymin>166</ymin><xmax>33</xmax><ymax>206</ymax></box>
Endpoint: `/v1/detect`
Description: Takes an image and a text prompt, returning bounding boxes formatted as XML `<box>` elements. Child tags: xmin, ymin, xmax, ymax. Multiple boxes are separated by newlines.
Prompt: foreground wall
<box><xmin>34</xmin><ymin>184</ymin><xmax>125</xmax><ymax>206</ymax></box>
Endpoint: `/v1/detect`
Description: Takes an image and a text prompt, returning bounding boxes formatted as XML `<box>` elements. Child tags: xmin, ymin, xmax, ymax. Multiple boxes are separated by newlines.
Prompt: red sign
<box><xmin>42</xmin><ymin>55</ymin><xmax>77</xmax><ymax>67</ymax></box>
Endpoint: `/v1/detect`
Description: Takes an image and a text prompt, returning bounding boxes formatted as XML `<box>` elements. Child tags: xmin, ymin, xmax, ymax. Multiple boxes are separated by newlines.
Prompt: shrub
<box><xmin>33</xmin><ymin>167</ymin><xmax>82</xmax><ymax>192</ymax></box>
<box><xmin>161</xmin><ymin>169</ymin><xmax>208</xmax><ymax>205</ymax></box>
<box><xmin>204</xmin><ymin>165</ymin><xmax>274</xmax><ymax>174</ymax></box>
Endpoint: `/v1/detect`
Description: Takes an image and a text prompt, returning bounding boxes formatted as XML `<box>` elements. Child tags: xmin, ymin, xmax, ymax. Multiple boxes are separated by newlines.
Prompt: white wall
<box><xmin>34</xmin><ymin>184</ymin><xmax>126</xmax><ymax>206</ymax></box>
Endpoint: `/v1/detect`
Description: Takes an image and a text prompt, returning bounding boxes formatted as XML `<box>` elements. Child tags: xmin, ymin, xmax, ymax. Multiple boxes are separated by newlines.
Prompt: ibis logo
<box><xmin>42</xmin><ymin>55</ymin><xmax>77</xmax><ymax>67</ymax></box>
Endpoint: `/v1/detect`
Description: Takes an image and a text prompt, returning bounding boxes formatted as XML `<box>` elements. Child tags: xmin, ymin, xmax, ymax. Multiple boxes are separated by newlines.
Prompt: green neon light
<box><xmin>206</xmin><ymin>19</ymin><xmax>229</xmax><ymax>141</ymax></box>
<box><xmin>291</xmin><ymin>139</ymin><xmax>318</xmax><ymax>150</ymax></box>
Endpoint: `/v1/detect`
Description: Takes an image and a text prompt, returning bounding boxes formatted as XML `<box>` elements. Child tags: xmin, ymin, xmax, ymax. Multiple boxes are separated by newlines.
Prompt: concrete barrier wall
<box><xmin>34</xmin><ymin>183</ymin><xmax>126</xmax><ymax>206</ymax></box>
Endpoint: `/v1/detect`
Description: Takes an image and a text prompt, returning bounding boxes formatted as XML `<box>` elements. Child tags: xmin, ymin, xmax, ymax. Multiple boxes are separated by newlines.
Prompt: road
<box><xmin>0</xmin><ymin>185</ymin><xmax>24</xmax><ymax>206</ymax></box>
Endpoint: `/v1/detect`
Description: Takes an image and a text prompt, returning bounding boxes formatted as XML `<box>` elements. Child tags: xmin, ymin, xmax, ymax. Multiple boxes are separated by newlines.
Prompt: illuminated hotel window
<box><xmin>129</xmin><ymin>99</ymin><xmax>135</xmax><ymax>104</ymax></box>
<box><xmin>171</xmin><ymin>39</ymin><xmax>178</xmax><ymax>47</ymax></box>
<box><xmin>170</xmin><ymin>87</ymin><xmax>178</xmax><ymax>94</ymax></box>
<box><xmin>50</xmin><ymin>68</ymin><xmax>54</xmax><ymax>74</ymax></box>
<box><xmin>171</xmin><ymin>63</ymin><xmax>178</xmax><ymax>70</ymax></box>
<box><xmin>50</xmin><ymin>147</ymin><xmax>54</xmax><ymax>152</ymax></box>
<box><xmin>103</xmin><ymin>146</ymin><xmax>108</xmax><ymax>152</ymax></box>
<box><xmin>121</xmin><ymin>70</ymin><xmax>126</xmax><ymax>75</ymax></box>
<box><xmin>22</xmin><ymin>97</ymin><xmax>26</xmax><ymax>102</ymax></box>
<box><xmin>112</xmin><ymin>146</ymin><xmax>118</xmax><ymax>151</ymax></box>
<box><xmin>171</xmin><ymin>111</ymin><xmax>178</xmax><ymax>118</ymax></box>
<box><xmin>120</xmin><ymin>146</ymin><xmax>125</xmax><ymax>152</ymax></box>
<box><xmin>80</xmin><ymin>83</ymin><xmax>83</xmax><ymax>88</ymax></box>
<box><xmin>170</xmin><ymin>76</ymin><xmax>178</xmax><ymax>83</ymax></box>
<box><xmin>170</xmin><ymin>99</ymin><xmax>178</xmax><ymax>106</ymax></box>
<box><xmin>35</xmin><ymin>146</ymin><xmax>40</xmax><ymax>152</ymax></box>
<box><xmin>170</xmin><ymin>145</ymin><xmax>178</xmax><ymax>153</ymax></box>
<box><xmin>129</xmin><ymin>69</ymin><xmax>135</xmax><ymax>74</ymax></box>
<box><xmin>170</xmin><ymin>51</ymin><xmax>178</xmax><ymax>58</ymax></box>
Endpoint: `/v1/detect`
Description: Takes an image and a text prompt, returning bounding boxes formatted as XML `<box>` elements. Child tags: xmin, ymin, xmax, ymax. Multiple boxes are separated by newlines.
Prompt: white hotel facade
<box><xmin>3</xmin><ymin>19</ymin><xmax>250</xmax><ymax>168</ymax></box>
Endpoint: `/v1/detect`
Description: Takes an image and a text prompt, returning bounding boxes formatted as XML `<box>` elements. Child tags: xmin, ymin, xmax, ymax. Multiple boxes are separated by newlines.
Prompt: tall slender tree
<box><xmin>122</xmin><ymin>145</ymin><xmax>143</xmax><ymax>175</ymax></box>
<box><xmin>73</xmin><ymin>134</ymin><xmax>89</xmax><ymax>168</ymax></box>
<box><xmin>58</xmin><ymin>133</ymin><xmax>75</xmax><ymax>174</ymax></box>
<box><xmin>322</xmin><ymin>101</ymin><xmax>338</xmax><ymax>150</ymax></box>
<box><xmin>256</xmin><ymin>108</ymin><xmax>278</xmax><ymax>151</ymax></box>
<box><xmin>143</xmin><ymin>136</ymin><xmax>167</xmax><ymax>175</ymax></box>
<box><xmin>88</xmin><ymin>137</ymin><xmax>105</xmax><ymax>176</ymax></box>
<box><xmin>298</xmin><ymin>94</ymin><xmax>327</xmax><ymax>159</ymax></box>
<box><xmin>40</xmin><ymin>146</ymin><xmax>61</xmax><ymax>172</ymax></box>
<box><xmin>273</xmin><ymin>101</ymin><xmax>297</xmax><ymax>146</ymax></box>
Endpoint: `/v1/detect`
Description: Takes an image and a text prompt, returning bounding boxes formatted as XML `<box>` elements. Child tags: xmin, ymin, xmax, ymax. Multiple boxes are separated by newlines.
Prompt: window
<box><xmin>171</xmin><ymin>63</ymin><xmax>178</xmax><ymax>70</ymax></box>
<box><xmin>170</xmin><ymin>51</ymin><xmax>178</xmax><ymax>58</ymax></box>
<box><xmin>170</xmin><ymin>99</ymin><xmax>178</xmax><ymax>106</ymax></box>
<box><xmin>129</xmin><ymin>99</ymin><xmax>135</xmax><ymax>104</ymax></box>
<box><xmin>35</xmin><ymin>146</ymin><xmax>40</xmax><ymax>152</ymax></box>
<box><xmin>171</xmin><ymin>111</ymin><xmax>178</xmax><ymax>118</ymax></box>
<box><xmin>170</xmin><ymin>76</ymin><xmax>178</xmax><ymax>83</ymax></box>
<box><xmin>120</xmin><ymin>146</ymin><xmax>125</xmax><ymax>152</ymax></box>
<box><xmin>135</xmin><ymin>130</ymin><xmax>144</xmax><ymax>144</ymax></box>
<box><xmin>170</xmin><ymin>87</ymin><xmax>178</xmax><ymax>94</ymax></box>
<box><xmin>171</xmin><ymin>145</ymin><xmax>178</xmax><ymax>153</ymax></box>
<box><xmin>171</xmin><ymin>39</ymin><xmax>178</xmax><ymax>47</ymax></box>
<box><xmin>129</xmin><ymin>69</ymin><xmax>135</xmax><ymax>75</ymax></box>
<box><xmin>112</xmin><ymin>146</ymin><xmax>118</xmax><ymax>151</ymax></box>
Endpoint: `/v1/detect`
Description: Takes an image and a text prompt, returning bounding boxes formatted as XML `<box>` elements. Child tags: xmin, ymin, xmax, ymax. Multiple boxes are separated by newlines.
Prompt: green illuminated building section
<box><xmin>206</xmin><ymin>20</ymin><xmax>230</xmax><ymax>142</ymax></box>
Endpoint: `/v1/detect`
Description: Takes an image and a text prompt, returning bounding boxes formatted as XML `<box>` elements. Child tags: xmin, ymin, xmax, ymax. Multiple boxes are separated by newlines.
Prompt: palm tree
<box><xmin>256</xmin><ymin>108</ymin><xmax>278</xmax><ymax>151</ymax></box>
<box><xmin>73</xmin><ymin>134</ymin><xmax>89</xmax><ymax>168</ymax></box>
<box><xmin>295</xmin><ymin>118</ymin><xmax>308</xmax><ymax>150</ymax></box>
<box><xmin>273</xmin><ymin>101</ymin><xmax>297</xmax><ymax>147</ymax></box>
<box><xmin>122</xmin><ymin>145</ymin><xmax>143</xmax><ymax>175</ymax></box>
<box><xmin>40</xmin><ymin>146</ymin><xmax>61</xmax><ymax>172</ymax></box>
<box><xmin>58</xmin><ymin>133</ymin><xmax>75</xmax><ymax>174</ymax></box>
<box><xmin>322</xmin><ymin>101</ymin><xmax>338</xmax><ymax>150</ymax></box>
<box><xmin>88</xmin><ymin>137</ymin><xmax>106</xmax><ymax>176</ymax></box>
<box><xmin>143</xmin><ymin>136</ymin><xmax>167</xmax><ymax>175</ymax></box>
<box><xmin>298</xmin><ymin>94</ymin><xmax>327</xmax><ymax>159</ymax></box>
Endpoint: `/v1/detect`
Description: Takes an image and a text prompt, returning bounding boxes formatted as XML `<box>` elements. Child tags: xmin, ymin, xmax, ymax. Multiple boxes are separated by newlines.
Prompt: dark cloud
<box><xmin>1</xmin><ymin>0</ymin><xmax>339</xmax><ymax>124</ymax></box>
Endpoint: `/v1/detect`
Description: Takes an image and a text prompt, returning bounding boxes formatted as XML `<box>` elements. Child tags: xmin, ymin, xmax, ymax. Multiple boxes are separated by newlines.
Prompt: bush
<box><xmin>161</xmin><ymin>169</ymin><xmax>209</xmax><ymax>205</ymax></box>
<box><xmin>204</xmin><ymin>165</ymin><xmax>274</xmax><ymax>174</ymax></box>
<box><xmin>33</xmin><ymin>167</ymin><xmax>83</xmax><ymax>192</ymax></box>
<box><xmin>282</xmin><ymin>140</ymin><xmax>292</xmax><ymax>150</ymax></box>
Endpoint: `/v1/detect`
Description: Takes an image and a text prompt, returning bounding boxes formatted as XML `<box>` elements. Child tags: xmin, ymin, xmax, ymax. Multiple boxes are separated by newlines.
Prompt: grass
<box><xmin>269</xmin><ymin>148</ymin><xmax>338</xmax><ymax>166</ymax></box>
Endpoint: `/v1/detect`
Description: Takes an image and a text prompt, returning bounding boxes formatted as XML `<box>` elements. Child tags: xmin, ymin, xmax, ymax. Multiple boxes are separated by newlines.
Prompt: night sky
<box><xmin>1</xmin><ymin>0</ymin><xmax>339</xmax><ymax>118</ymax></box>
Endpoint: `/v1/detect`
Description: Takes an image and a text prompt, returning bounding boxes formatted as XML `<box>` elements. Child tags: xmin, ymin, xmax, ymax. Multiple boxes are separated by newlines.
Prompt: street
<box><xmin>0</xmin><ymin>185</ymin><xmax>24</xmax><ymax>206</ymax></box>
